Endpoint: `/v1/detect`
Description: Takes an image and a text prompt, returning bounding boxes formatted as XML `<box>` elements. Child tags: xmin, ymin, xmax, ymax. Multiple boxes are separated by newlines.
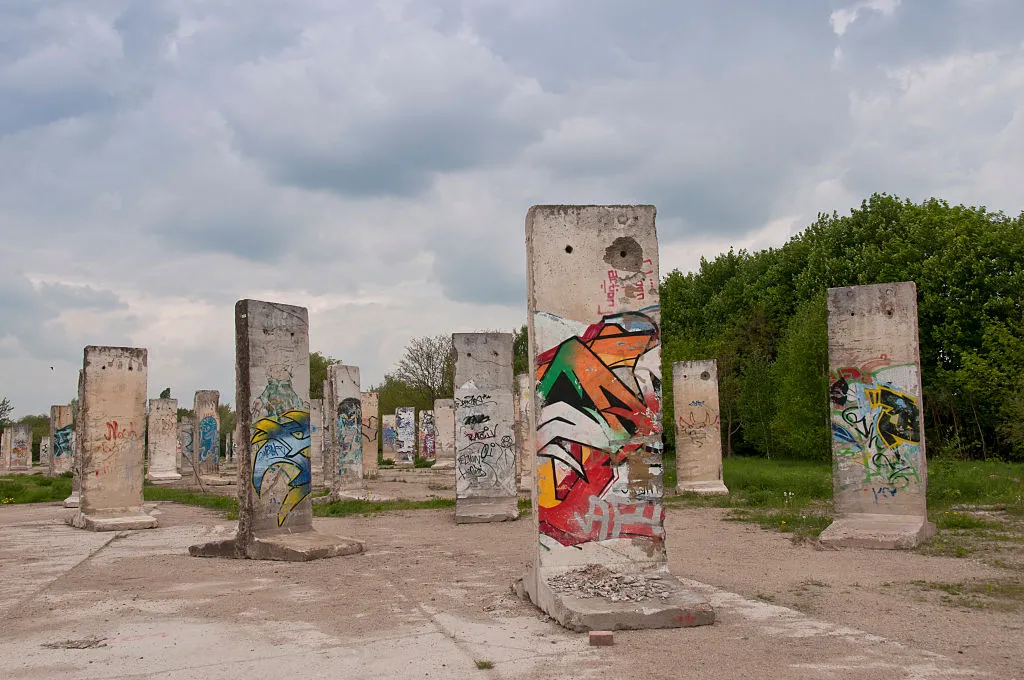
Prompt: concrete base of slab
<box><xmin>819</xmin><ymin>513</ymin><xmax>937</xmax><ymax>549</ymax></box>
<box><xmin>146</xmin><ymin>473</ymin><xmax>183</xmax><ymax>483</ymax></box>
<box><xmin>189</xmin><ymin>531</ymin><xmax>364</xmax><ymax>562</ymax></box>
<box><xmin>676</xmin><ymin>480</ymin><xmax>729</xmax><ymax>496</ymax></box>
<box><xmin>516</xmin><ymin>563</ymin><xmax>715</xmax><ymax>632</ymax></box>
<box><xmin>66</xmin><ymin>510</ymin><xmax>158</xmax><ymax>532</ymax></box>
<box><xmin>455</xmin><ymin>496</ymin><xmax>519</xmax><ymax>524</ymax></box>
<box><xmin>62</xmin><ymin>493</ymin><xmax>80</xmax><ymax>509</ymax></box>
<box><xmin>199</xmin><ymin>475</ymin><xmax>233</xmax><ymax>486</ymax></box>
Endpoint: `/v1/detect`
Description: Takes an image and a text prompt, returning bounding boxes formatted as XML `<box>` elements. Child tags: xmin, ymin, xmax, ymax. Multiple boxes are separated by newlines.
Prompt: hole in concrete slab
<box><xmin>603</xmin><ymin>236</ymin><xmax>643</xmax><ymax>272</ymax></box>
<box><xmin>565</xmin><ymin>245</ymin><xmax>573</xmax><ymax>253</ymax></box>
<box><xmin>887</xmin><ymin>310</ymin><xmax>893</xmax><ymax>316</ymax></box>
<box><xmin>850</xmin><ymin>312</ymin><xmax>855</xmax><ymax>316</ymax></box>
<box><xmin>700</xmin><ymin>371</ymin><xmax>710</xmax><ymax>380</ymax></box>
<box><xmin>467</xmin><ymin>352</ymin><xmax>472</xmax><ymax>358</ymax></box>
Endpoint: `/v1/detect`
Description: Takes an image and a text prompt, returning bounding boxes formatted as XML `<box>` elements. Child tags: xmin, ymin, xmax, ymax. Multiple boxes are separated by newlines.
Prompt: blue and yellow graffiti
<box><xmin>198</xmin><ymin>415</ymin><xmax>219</xmax><ymax>463</ymax></box>
<box><xmin>252</xmin><ymin>409</ymin><xmax>311</xmax><ymax>527</ymax></box>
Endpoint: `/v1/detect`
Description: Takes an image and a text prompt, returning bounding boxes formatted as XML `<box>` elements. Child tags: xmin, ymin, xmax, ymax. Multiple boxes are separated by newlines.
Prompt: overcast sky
<box><xmin>2</xmin><ymin>0</ymin><xmax>1023</xmax><ymax>417</ymax></box>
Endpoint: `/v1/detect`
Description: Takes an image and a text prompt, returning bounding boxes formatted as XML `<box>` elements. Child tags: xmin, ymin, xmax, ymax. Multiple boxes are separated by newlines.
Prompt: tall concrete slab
<box><xmin>514</xmin><ymin>373</ymin><xmax>534</xmax><ymax>492</ymax></box>
<box><xmin>0</xmin><ymin>429</ymin><xmax>9</xmax><ymax>470</ymax></box>
<box><xmin>433</xmin><ymin>399</ymin><xmax>455</xmax><ymax>469</ymax></box>
<box><xmin>672</xmin><ymin>360</ymin><xmax>728</xmax><ymax>495</ymax></box>
<box><xmin>146</xmin><ymin>398</ymin><xmax>181</xmax><ymax>482</ymax></box>
<box><xmin>193</xmin><ymin>390</ymin><xmax>221</xmax><ymax>476</ymax></box>
<box><xmin>519</xmin><ymin>205</ymin><xmax>713</xmax><ymax>631</ymax></box>
<box><xmin>453</xmin><ymin>333</ymin><xmax>518</xmax><ymax>524</ymax></box>
<box><xmin>39</xmin><ymin>436</ymin><xmax>51</xmax><ymax>469</ymax></box>
<box><xmin>360</xmin><ymin>392</ymin><xmax>379</xmax><ymax>478</ymax></box>
<box><xmin>64</xmin><ymin>372</ymin><xmax>84</xmax><ymax>509</ymax></box>
<box><xmin>189</xmin><ymin>299</ymin><xmax>361</xmax><ymax>561</ymax></box>
<box><xmin>821</xmin><ymin>282</ymin><xmax>936</xmax><ymax>549</ymax></box>
<box><xmin>395</xmin><ymin>408</ymin><xmax>415</xmax><ymax>466</ymax></box>
<box><xmin>49</xmin><ymin>405</ymin><xmax>74</xmax><ymax>476</ymax></box>
<box><xmin>310</xmin><ymin>398</ymin><xmax>324</xmax><ymax>487</ymax></box>
<box><xmin>326</xmin><ymin>364</ymin><xmax>363</xmax><ymax>498</ymax></box>
<box><xmin>67</xmin><ymin>346</ymin><xmax>156</xmax><ymax>531</ymax></box>
<box><xmin>418</xmin><ymin>410</ymin><xmax>436</xmax><ymax>461</ymax></box>
<box><xmin>381</xmin><ymin>414</ymin><xmax>398</xmax><ymax>462</ymax></box>
<box><xmin>9</xmin><ymin>424</ymin><xmax>31</xmax><ymax>469</ymax></box>
<box><xmin>178</xmin><ymin>421</ymin><xmax>195</xmax><ymax>475</ymax></box>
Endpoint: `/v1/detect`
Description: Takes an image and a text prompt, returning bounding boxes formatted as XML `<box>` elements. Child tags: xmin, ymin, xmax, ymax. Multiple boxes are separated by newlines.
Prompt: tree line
<box><xmin>660</xmin><ymin>193</ymin><xmax>1024</xmax><ymax>462</ymax></box>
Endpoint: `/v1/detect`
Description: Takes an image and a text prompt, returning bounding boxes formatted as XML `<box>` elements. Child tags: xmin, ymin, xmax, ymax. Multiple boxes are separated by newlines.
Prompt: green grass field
<box><xmin>0</xmin><ymin>473</ymin><xmax>72</xmax><ymax>504</ymax></box>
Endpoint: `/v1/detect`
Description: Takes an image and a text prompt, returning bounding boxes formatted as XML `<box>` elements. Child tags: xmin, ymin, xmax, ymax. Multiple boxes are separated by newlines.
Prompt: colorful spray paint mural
<box><xmin>830</xmin><ymin>360</ymin><xmax>922</xmax><ymax>503</ymax></box>
<box><xmin>10</xmin><ymin>426</ymin><xmax>30</xmax><ymax>468</ymax></box>
<box><xmin>251</xmin><ymin>409</ymin><xmax>311</xmax><ymax>527</ymax></box>
<box><xmin>419</xmin><ymin>410</ymin><xmax>436</xmax><ymax>460</ymax></box>
<box><xmin>197</xmin><ymin>416</ymin><xmax>219</xmax><ymax>463</ymax></box>
<box><xmin>336</xmin><ymin>398</ymin><xmax>362</xmax><ymax>484</ymax></box>
<box><xmin>395</xmin><ymin>408</ymin><xmax>415</xmax><ymax>465</ymax></box>
<box><xmin>382</xmin><ymin>416</ymin><xmax>398</xmax><ymax>458</ymax></box>
<box><xmin>54</xmin><ymin>424</ymin><xmax>74</xmax><ymax>459</ymax></box>
<box><xmin>534</xmin><ymin>309</ymin><xmax>664</xmax><ymax>548</ymax></box>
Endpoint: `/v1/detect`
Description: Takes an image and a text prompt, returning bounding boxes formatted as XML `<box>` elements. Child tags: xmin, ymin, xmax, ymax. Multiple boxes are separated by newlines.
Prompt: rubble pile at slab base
<box><xmin>546</xmin><ymin>565</ymin><xmax>672</xmax><ymax>602</ymax></box>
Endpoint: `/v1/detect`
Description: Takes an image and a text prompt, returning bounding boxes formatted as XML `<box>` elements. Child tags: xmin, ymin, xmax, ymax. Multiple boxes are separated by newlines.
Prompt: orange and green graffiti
<box><xmin>535</xmin><ymin>310</ymin><xmax>664</xmax><ymax>547</ymax></box>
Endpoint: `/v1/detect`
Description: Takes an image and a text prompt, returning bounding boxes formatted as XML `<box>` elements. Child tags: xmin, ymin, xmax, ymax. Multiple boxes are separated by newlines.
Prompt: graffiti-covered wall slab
<box><xmin>453</xmin><ymin>333</ymin><xmax>518</xmax><ymax>523</ymax></box>
<box><xmin>309</xmin><ymin>398</ymin><xmax>324</xmax><ymax>486</ymax></box>
<box><xmin>147</xmin><ymin>398</ymin><xmax>180</xmax><ymax>481</ymax></box>
<box><xmin>513</xmin><ymin>374</ymin><xmax>534</xmax><ymax>489</ymax></box>
<box><xmin>672</xmin><ymin>360</ymin><xmax>727</xmax><ymax>495</ymax></box>
<box><xmin>360</xmin><ymin>392</ymin><xmax>379</xmax><ymax>477</ymax></box>
<box><xmin>327</xmin><ymin>364</ymin><xmax>362</xmax><ymax>494</ymax></box>
<box><xmin>418</xmin><ymin>410</ymin><xmax>436</xmax><ymax>461</ymax></box>
<box><xmin>49</xmin><ymin>404</ymin><xmax>74</xmax><ymax>476</ymax></box>
<box><xmin>193</xmin><ymin>390</ymin><xmax>220</xmax><ymax>475</ymax></box>
<box><xmin>381</xmin><ymin>414</ymin><xmax>398</xmax><ymax>461</ymax></box>
<box><xmin>10</xmin><ymin>423</ymin><xmax>31</xmax><ymax>469</ymax></box>
<box><xmin>433</xmin><ymin>399</ymin><xmax>455</xmax><ymax>468</ymax></box>
<box><xmin>178</xmin><ymin>421</ymin><xmax>194</xmax><ymax>475</ymax></box>
<box><xmin>67</xmin><ymin>346</ymin><xmax>155</xmax><ymax>531</ymax></box>
<box><xmin>40</xmin><ymin>436</ymin><xmax>51</xmax><ymax>469</ymax></box>
<box><xmin>0</xmin><ymin>428</ymin><xmax>10</xmax><ymax>470</ymax></box>
<box><xmin>822</xmin><ymin>282</ymin><xmax>935</xmax><ymax>548</ymax></box>
<box><xmin>235</xmin><ymin>299</ymin><xmax>313</xmax><ymax>540</ymax></box>
<box><xmin>526</xmin><ymin>205</ymin><xmax>666</xmax><ymax>568</ymax></box>
<box><xmin>395</xmin><ymin>408</ymin><xmax>415</xmax><ymax>465</ymax></box>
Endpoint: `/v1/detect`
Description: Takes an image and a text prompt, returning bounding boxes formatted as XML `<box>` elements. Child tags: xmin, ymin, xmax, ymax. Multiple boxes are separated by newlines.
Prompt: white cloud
<box><xmin>830</xmin><ymin>0</ymin><xmax>901</xmax><ymax>37</ymax></box>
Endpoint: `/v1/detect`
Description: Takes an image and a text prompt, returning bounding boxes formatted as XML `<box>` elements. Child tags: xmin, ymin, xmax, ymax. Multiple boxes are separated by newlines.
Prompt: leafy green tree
<box><xmin>159</xmin><ymin>387</ymin><xmax>171</xmax><ymax>399</ymax></box>
<box><xmin>310</xmin><ymin>351</ymin><xmax>342</xmax><ymax>400</ymax></box>
<box><xmin>393</xmin><ymin>335</ymin><xmax>453</xmax><ymax>403</ymax></box>
<box><xmin>512</xmin><ymin>324</ymin><xmax>529</xmax><ymax>376</ymax></box>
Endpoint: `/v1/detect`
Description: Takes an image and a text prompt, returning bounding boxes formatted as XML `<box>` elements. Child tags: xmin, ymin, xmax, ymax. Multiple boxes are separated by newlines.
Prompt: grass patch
<box><xmin>927</xmin><ymin>458</ymin><xmax>1024</xmax><ymax>515</ymax></box>
<box><xmin>380</xmin><ymin>459</ymin><xmax>395</xmax><ymax>467</ymax></box>
<box><xmin>518</xmin><ymin>497</ymin><xmax>532</xmax><ymax>512</ymax></box>
<box><xmin>910</xmin><ymin>579</ymin><xmax>1024</xmax><ymax>611</ymax></box>
<box><xmin>0</xmin><ymin>473</ymin><xmax>72</xmax><ymax>504</ymax></box>
<box><xmin>143</xmin><ymin>487</ymin><xmax>238</xmax><ymax>519</ymax></box>
<box><xmin>474</xmin><ymin>660</ymin><xmax>494</xmax><ymax>670</ymax></box>
<box><xmin>413</xmin><ymin>457</ymin><xmax>435</xmax><ymax>469</ymax></box>
<box><xmin>314</xmin><ymin>497</ymin><xmax>454</xmax><ymax>517</ymax></box>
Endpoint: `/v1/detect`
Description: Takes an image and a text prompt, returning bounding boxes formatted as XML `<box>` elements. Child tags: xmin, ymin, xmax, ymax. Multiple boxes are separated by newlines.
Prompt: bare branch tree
<box><xmin>393</xmin><ymin>335</ymin><xmax>454</xmax><ymax>402</ymax></box>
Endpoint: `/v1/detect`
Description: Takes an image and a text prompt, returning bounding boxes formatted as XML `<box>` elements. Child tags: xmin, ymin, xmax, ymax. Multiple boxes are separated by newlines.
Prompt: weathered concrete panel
<box><xmin>67</xmin><ymin>346</ymin><xmax>155</xmax><ymax>531</ymax></box>
<box><xmin>433</xmin><ymin>399</ymin><xmax>455</xmax><ymax>469</ymax></box>
<box><xmin>360</xmin><ymin>392</ymin><xmax>379</xmax><ymax>478</ymax></box>
<box><xmin>9</xmin><ymin>424</ymin><xmax>31</xmax><ymax>469</ymax></box>
<box><xmin>0</xmin><ymin>429</ymin><xmax>9</xmax><ymax>471</ymax></box>
<box><xmin>146</xmin><ymin>398</ymin><xmax>181</xmax><ymax>482</ymax></box>
<box><xmin>193</xmin><ymin>390</ymin><xmax>221</xmax><ymax>476</ymax></box>
<box><xmin>178</xmin><ymin>421</ymin><xmax>194</xmax><ymax>475</ymax></box>
<box><xmin>64</xmin><ymin>372</ymin><xmax>84</xmax><ymax>508</ymax></box>
<box><xmin>49</xmin><ymin>405</ymin><xmax>74</xmax><ymax>477</ymax></box>
<box><xmin>310</xmin><ymin>398</ymin><xmax>324</xmax><ymax>485</ymax></box>
<box><xmin>418</xmin><ymin>410</ymin><xmax>436</xmax><ymax>461</ymax></box>
<box><xmin>672</xmin><ymin>360</ymin><xmax>728</xmax><ymax>495</ymax></box>
<box><xmin>395</xmin><ymin>408</ymin><xmax>415</xmax><ymax>466</ymax></box>
<box><xmin>188</xmin><ymin>299</ymin><xmax>362</xmax><ymax>561</ymax></box>
<box><xmin>821</xmin><ymin>282</ymin><xmax>935</xmax><ymax>549</ymax></box>
<box><xmin>39</xmin><ymin>436</ymin><xmax>51</xmax><ymax>469</ymax></box>
<box><xmin>454</xmin><ymin>333</ymin><xmax>517</xmax><ymax>523</ymax></box>
<box><xmin>327</xmin><ymin>364</ymin><xmax>362</xmax><ymax>495</ymax></box>
<box><xmin>521</xmin><ymin>205</ymin><xmax>711</xmax><ymax>631</ymax></box>
<box><xmin>514</xmin><ymin>373</ymin><xmax>534</xmax><ymax>491</ymax></box>
<box><xmin>381</xmin><ymin>414</ymin><xmax>398</xmax><ymax>462</ymax></box>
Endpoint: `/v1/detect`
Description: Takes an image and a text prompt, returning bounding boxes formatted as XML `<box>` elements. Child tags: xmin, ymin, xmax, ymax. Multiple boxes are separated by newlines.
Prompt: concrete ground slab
<box><xmin>676</xmin><ymin>481</ymin><xmax>730</xmax><ymax>496</ymax></box>
<box><xmin>66</xmin><ymin>511</ymin><xmax>157</xmax><ymax>532</ymax></box>
<box><xmin>520</xmin><ymin>564</ymin><xmax>714</xmax><ymax>632</ymax></box>
<box><xmin>189</xmin><ymin>529</ymin><xmax>363</xmax><ymax>561</ymax></box>
<box><xmin>819</xmin><ymin>513</ymin><xmax>938</xmax><ymax>549</ymax></box>
<box><xmin>0</xmin><ymin>502</ymin><xmax>1016</xmax><ymax>679</ymax></box>
<box><xmin>62</xmin><ymin>493</ymin><xmax>79</xmax><ymax>509</ymax></box>
<box><xmin>455</xmin><ymin>497</ymin><xmax>519</xmax><ymax>524</ymax></box>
